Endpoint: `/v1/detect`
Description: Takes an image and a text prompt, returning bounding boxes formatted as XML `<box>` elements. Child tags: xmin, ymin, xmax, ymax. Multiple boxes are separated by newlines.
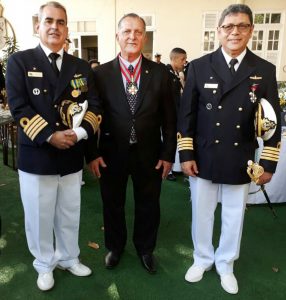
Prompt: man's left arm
<box><xmin>258</xmin><ymin>64</ymin><xmax>281</xmax><ymax>182</ymax></box>
<box><xmin>160</xmin><ymin>66</ymin><xmax>177</xmax><ymax>163</ymax></box>
<box><xmin>78</xmin><ymin>65</ymin><xmax>102</xmax><ymax>139</ymax></box>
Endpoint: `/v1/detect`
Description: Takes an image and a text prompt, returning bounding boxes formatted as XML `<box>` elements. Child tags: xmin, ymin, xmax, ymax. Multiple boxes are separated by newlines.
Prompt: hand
<box><xmin>256</xmin><ymin>171</ymin><xmax>273</xmax><ymax>185</ymax></box>
<box><xmin>155</xmin><ymin>160</ymin><xmax>172</xmax><ymax>179</ymax></box>
<box><xmin>181</xmin><ymin>160</ymin><xmax>199</xmax><ymax>177</ymax></box>
<box><xmin>49</xmin><ymin>130</ymin><xmax>77</xmax><ymax>149</ymax></box>
<box><xmin>64</xmin><ymin>129</ymin><xmax>78</xmax><ymax>143</ymax></box>
<box><xmin>88</xmin><ymin>156</ymin><xmax>107</xmax><ymax>178</ymax></box>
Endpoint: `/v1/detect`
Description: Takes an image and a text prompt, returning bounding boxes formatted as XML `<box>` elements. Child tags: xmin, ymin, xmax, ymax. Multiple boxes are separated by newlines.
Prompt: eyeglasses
<box><xmin>219</xmin><ymin>23</ymin><xmax>252</xmax><ymax>34</ymax></box>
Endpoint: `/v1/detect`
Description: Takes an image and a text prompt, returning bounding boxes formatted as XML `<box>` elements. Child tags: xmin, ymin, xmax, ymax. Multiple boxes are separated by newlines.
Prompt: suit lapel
<box><xmin>35</xmin><ymin>45</ymin><xmax>58</xmax><ymax>88</ymax></box>
<box><xmin>224</xmin><ymin>49</ymin><xmax>256</xmax><ymax>94</ymax></box>
<box><xmin>211</xmin><ymin>48</ymin><xmax>257</xmax><ymax>97</ymax></box>
<box><xmin>135</xmin><ymin>56</ymin><xmax>152</xmax><ymax>113</ymax></box>
<box><xmin>111</xmin><ymin>58</ymin><xmax>131</xmax><ymax>113</ymax></box>
<box><xmin>54</xmin><ymin>52</ymin><xmax>77</xmax><ymax>102</ymax></box>
<box><xmin>210</xmin><ymin>48</ymin><xmax>231</xmax><ymax>86</ymax></box>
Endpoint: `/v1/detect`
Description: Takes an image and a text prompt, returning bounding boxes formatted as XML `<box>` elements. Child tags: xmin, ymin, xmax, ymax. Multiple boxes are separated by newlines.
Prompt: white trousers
<box><xmin>19</xmin><ymin>170</ymin><xmax>82</xmax><ymax>273</ymax></box>
<box><xmin>173</xmin><ymin>148</ymin><xmax>182</xmax><ymax>172</ymax></box>
<box><xmin>189</xmin><ymin>177</ymin><xmax>249</xmax><ymax>275</ymax></box>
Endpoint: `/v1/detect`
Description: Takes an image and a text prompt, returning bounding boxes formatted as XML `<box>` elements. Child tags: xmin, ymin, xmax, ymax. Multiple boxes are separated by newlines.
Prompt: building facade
<box><xmin>1</xmin><ymin>0</ymin><xmax>286</xmax><ymax>80</ymax></box>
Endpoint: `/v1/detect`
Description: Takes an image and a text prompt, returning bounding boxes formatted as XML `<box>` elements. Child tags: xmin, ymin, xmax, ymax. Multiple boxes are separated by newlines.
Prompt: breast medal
<box><xmin>70</xmin><ymin>77</ymin><xmax>87</xmax><ymax>98</ymax></box>
<box><xmin>71</xmin><ymin>89</ymin><xmax>80</xmax><ymax>98</ymax></box>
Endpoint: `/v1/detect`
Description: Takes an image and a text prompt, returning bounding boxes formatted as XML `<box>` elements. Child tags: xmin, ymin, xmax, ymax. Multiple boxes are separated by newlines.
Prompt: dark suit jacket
<box><xmin>166</xmin><ymin>64</ymin><xmax>183</xmax><ymax>112</ymax></box>
<box><xmin>85</xmin><ymin>56</ymin><xmax>176</xmax><ymax>169</ymax></box>
<box><xmin>6</xmin><ymin>45</ymin><xmax>101</xmax><ymax>175</ymax></box>
<box><xmin>178</xmin><ymin>47</ymin><xmax>281</xmax><ymax>184</ymax></box>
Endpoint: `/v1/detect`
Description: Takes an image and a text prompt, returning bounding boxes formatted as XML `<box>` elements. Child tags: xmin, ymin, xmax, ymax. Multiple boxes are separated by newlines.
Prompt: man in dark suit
<box><xmin>178</xmin><ymin>4</ymin><xmax>281</xmax><ymax>294</ymax></box>
<box><xmin>6</xmin><ymin>1</ymin><xmax>101</xmax><ymax>291</ymax></box>
<box><xmin>86</xmin><ymin>13</ymin><xmax>176</xmax><ymax>274</ymax></box>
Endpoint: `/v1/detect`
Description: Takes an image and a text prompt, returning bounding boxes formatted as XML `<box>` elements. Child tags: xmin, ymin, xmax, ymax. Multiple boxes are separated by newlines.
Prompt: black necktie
<box><xmin>126</xmin><ymin>65</ymin><xmax>138</xmax><ymax>143</ymax></box>
<box><xmin>49</xmin><ymin>53</ymin><xmax>60</xmax><ymax>76</ymax></box>
<box><xmin>229</xmin><ymin>58</ymin><xmax>238</xmax><ymax>76</ymax></box>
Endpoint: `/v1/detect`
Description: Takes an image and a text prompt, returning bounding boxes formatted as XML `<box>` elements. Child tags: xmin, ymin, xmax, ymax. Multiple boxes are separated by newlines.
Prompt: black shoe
<box><xmin>105</xmin><ymin>251</ymin><xmax>121</xmax><ymax>269</ymax></box>
<box><xmin>167</xmin><ymin>173</ymin><xmax>176</xmax><ymax>181</ymax></box>
<box><xmin>140</xmin><ymin>254</ymin><xmax>156</xmax><ymax>274</ymax></box>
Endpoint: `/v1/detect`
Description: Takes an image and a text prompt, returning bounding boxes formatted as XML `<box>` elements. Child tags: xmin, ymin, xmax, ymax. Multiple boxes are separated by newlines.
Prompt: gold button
<box><xmin>236</xmin><ymin>125</ymin><xmax>240</xmax><ymax>129</ymax></box>
<box><xmin>218</xmin><ymin>105</ymin><xmax>222</xmax><ymax>109</ymax></box>
<box><xmin>215</xmin><ymin>140</ymin><xmax>220</xmax><ymax>144</ymax></box>
<box><xmin>234</xmin><ymin>142</ymin><xmax>239</xmax><ymax>146</ymax></box>
<box><xmin>56</xmin><ymin>122</ymin><xmax>60</xmax><ymax>126</ymax></box>
<box><xmin>238</xmin><ymin>107</ymin><xmax>243</xmax><ymax>111</ymax></box>
<box><xmin>216</xmin><ymin>122</ymin><xmax>220</xmax><ymax>126</ymax></box>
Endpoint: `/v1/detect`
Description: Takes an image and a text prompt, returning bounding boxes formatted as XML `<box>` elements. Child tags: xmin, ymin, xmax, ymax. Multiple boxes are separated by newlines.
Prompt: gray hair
<box><xmin>118</xmin><ymin>13</ymin><xmax>146</xmax><ymax>32</ymax></box>
<box><xmin>38</xmin><ymin>1</ymin><xmax>67</xmax><ymax>23</ymax></box>
<box><xmin>218</xmin><ymin>4</ymin><xmax>253</xmax><ymax>26</ymax></box>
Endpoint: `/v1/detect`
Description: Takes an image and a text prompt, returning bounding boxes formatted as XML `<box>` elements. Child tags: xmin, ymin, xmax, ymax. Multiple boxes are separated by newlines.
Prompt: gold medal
<box><xmin>72</xmin><ymin>89</ymin><xmax>80</xmax><ymax>98</ymax></box>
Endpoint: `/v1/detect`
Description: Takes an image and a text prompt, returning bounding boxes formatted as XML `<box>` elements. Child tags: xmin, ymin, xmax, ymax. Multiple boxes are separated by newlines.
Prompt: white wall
<box><xmin>1</xmin><ymin>0</ymin><xmax>285</xmax><ymax>79</ymax></box>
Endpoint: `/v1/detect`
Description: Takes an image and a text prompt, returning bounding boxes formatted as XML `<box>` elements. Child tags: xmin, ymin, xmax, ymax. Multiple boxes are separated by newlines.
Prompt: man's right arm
<box><xmin>6</xmin><ymin>53</ymin><xmax>54</xmax><ymax>145</ymax></box>
<box><xmin>177</xmin><ymin>61</ymin><xmax>199</xmax><ymax>174</ymax></box>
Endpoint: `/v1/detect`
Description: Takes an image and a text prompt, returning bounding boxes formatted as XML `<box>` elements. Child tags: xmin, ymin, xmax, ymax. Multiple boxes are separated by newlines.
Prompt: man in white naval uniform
<box><xmin>6</xmin><ymin>1</ymin><xmax>101</xmax><ymax>291</ymax></box>
<box><xmin>177</xmin><ymin>4</ymin><xmax>281</xmax><ymax>295</ymax></box>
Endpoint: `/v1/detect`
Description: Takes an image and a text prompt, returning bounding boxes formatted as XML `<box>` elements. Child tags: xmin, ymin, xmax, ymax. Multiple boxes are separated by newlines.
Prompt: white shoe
<box><xmin>37</xmin><ymin>272</ymin><xmax>54</xmax><ymax>291</ymax></box>
<box><xmin>185</xmin><ymin>264</ymin><xmax>211</xmax><ymax>283</ymax></box>
<box><xmin>58</xmin><ymin>262</ymin><xmax>92</xmax><ymax>277</ymax></box>
<box><xmin>220</xmin><ymin>273</ymin><xmax>238</xmax><ymax>294</ymax></box>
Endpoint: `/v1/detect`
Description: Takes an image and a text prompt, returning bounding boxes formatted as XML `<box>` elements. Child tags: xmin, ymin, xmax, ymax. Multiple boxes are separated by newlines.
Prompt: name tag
<box><xmin>28</xmin><ymin>71</ymin><xmax>43</xmax><ymax>77</ymax></box>
<box><xmin>204</xmin><ymin>83</ymin><xmax>218</xmax><ymax>89</ymax></box>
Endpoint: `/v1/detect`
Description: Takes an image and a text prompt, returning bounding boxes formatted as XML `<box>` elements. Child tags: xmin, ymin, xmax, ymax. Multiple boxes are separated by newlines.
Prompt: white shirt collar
<box><xmin>40</xmin><ymin>42</ymin><xmax>64</xmax><ymax>59</ymax></box>
<box><xmin>221</xmin><ymin>47</ymin><xmax>247</xmax><ymax>67</ymax></box>
<box><xmin>119</xmin><ymin>54</ymin><xmax>141</xmax><ymax>68</ymax></box>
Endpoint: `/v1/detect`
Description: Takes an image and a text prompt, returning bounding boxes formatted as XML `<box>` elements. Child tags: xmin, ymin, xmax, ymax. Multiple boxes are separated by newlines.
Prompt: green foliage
<box><xmin>1</xmin><ymin>36</ymin><xmax>19</xmax><ymax>74</ymax></box>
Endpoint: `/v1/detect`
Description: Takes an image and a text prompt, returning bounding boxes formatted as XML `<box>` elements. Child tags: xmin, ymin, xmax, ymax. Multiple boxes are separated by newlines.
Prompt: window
<box><xmin>250</xmin><ymin>12</ymin><xmax>284</xmax><ymax>68</ymax></box>
<box><xmin>204</xmin><ymin>31</ymin><xmax>215</xmax><ymax>52</ymax></box>
<box><xmin>252</xmin><ymin>30</ymin><xmax>264</xmax><ymax>51</ymax></box>
<box><xmin>202</xmin><ymin>13</ymin><xmax>220</xmax><ymax>54</ymax></box>
<box><xmin>254</xmin><ymin>13</ymin><xmax>281</xmax><ymax>24</ymax></box>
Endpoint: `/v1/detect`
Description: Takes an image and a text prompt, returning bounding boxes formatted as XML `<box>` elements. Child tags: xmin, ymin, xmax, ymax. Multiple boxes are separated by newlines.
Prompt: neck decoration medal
<box><xmin>128</xmin><ymin>73</ymin><xmax>138</xmax><ymax>95</ymax></box>
<box><xmin>119</xmin><ymin>55</ymin><xmax>142</xmax><ymax>96</ymax></box>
